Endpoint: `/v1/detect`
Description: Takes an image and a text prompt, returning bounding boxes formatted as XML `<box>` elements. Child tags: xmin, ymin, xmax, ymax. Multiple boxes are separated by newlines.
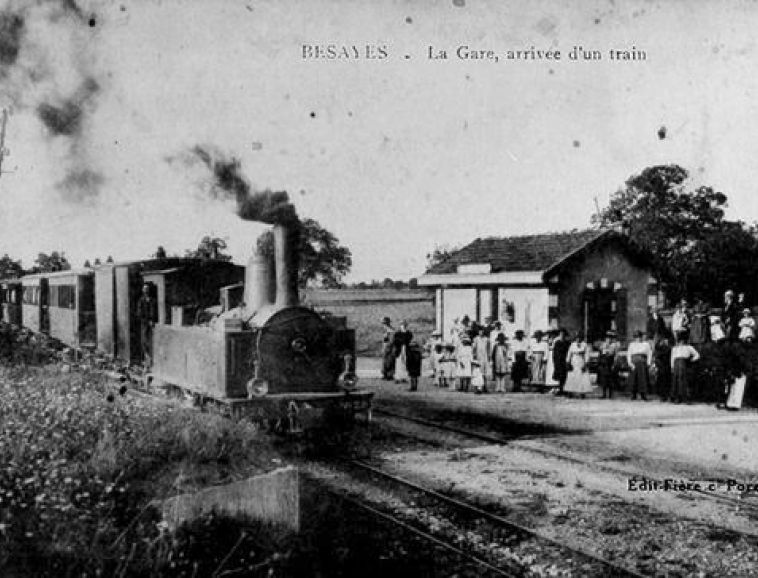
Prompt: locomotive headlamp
<box><xmin>246</xmin><ymin>377</ymin><xmax>269</xmax><ymax>398</ymax></box>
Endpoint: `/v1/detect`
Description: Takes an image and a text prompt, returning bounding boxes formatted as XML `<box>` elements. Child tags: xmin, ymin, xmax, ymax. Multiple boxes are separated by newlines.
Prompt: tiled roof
<box><xmin>427</xmin><ymin>229</ymin><xmax>609</xmax><ymax>274</ymax></box>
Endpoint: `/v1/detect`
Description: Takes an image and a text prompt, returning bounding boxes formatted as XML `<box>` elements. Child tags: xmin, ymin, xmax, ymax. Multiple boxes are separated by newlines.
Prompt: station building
<box><xmin>417</xmin><ymin>229</ymin><xmax>659</xmax><ymax>344</ymax></box>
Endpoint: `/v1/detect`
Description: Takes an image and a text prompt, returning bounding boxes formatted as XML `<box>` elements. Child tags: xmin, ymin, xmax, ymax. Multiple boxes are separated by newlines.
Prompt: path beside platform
<box><xmin>362</xmin><ymin>369</ymin><xmax>758</xmax><ymax>480</ymax></box>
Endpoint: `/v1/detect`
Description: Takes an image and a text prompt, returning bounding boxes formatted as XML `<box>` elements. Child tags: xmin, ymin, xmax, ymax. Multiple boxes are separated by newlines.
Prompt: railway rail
<box><xmin>373</xmin><ymin>407</ymin><xmax>758</xmax><ymax>520</ymax></box>
<box><xmin>335</xmin><ymin>492</ymin><xmax>517</xmax><ymax>577</ymax></box>
<box><xmin>333</xmin><ymin>459</ymin><xmax>647</xmax><ymax>577</ymax></box>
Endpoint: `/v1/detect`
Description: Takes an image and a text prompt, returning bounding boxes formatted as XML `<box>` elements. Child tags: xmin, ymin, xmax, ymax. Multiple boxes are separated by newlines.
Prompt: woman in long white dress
<box><xmin>564</xmin><ymin>334</ymin><xmax>593</xmax><ymax>397</ymax></box>
<box><xmin>457</xmin><ymin>336</ymin><xmax>474</xmax><ymax>392</ymax></box>
<box><xmin>529</xmin><ymin>331</ymin><xmax>549</xmax><ymax>384</ymax></box>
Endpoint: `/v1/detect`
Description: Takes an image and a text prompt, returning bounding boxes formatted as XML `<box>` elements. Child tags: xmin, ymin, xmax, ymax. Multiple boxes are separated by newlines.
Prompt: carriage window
<box><xmin>51</xmin><ymin>285</ymin><xmax>76</xmax><ymax>309</ymax></box>
<box><xmin>22</xmin><ymin>286</ymin><xmax>38</xmax><ymax>305</ymax></box>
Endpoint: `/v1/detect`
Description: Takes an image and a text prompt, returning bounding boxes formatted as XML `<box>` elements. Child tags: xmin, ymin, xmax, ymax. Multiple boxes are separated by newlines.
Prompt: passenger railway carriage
<box><xmin>0</xmin><ymin>279</ymin><xmax>22</xmax><ymax>326</ymax></box>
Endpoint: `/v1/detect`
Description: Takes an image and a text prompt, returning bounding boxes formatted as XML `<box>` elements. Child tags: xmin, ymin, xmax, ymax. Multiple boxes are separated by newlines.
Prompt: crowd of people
<box><xmin>381</xmin><ymin>314</ymin><xmax>609</xmax><ymax>397</ymax></box>
<box><xmin>646</xmin><ymin>290</ymin><xmax>753</xmax><ymax>408</ymax></box>
<box><xmin>379</xmin><ymin>289</ymin><xmax>755</xmax><ymax>407</ymax></box>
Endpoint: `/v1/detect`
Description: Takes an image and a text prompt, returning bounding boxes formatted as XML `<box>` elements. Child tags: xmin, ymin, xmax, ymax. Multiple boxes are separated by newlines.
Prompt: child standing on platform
<box><xmin>426</xmin><ymin>330</ymin><xmax>443</xmax><ymax>378</ymax></box>
<box><xmin>471</xmin><ymin>360</ymin><xmax>485</xmax><ymax>394</ymax></box>
<box><xmin>441</xmin><ymin>343</ymin><xmax>456</xmax><ymax>388</ymax></box>
<box><xmin>433</xmin><ymin>343</ymin><xmax>446</xmax><ymax>387</ymax></box>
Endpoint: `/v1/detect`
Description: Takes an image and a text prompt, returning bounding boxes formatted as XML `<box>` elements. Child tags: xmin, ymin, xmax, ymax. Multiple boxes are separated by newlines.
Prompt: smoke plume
<box><xmin>0</xmin><ymin>12</ymin><xmax>24</xmax><ymax>70</ymax></box>
<box><xmin>190</xmin><ymin>146</ymin><xmax>299</xmax><ymax>225</ymax></box>
<box><xmin>36</xmin><ymin>76</ymin><xmax>99</xmax><ymax>137</ymax></box>
<box><xmin>0</xmin><ymin>1</ymin><xmax>105</xmax><ymax>204</ymax></box>
<box><xmin>57</xmin><ymin>168</ymin><xmax>103</xmax><ymax>204</ymax></box>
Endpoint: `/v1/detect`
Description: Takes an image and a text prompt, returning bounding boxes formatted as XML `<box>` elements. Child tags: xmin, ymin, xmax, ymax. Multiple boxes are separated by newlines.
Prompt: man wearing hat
<box><xmin>597</xmin><ymin>330</ymin><xmax>620</xmax><ymax>398</ymax></box>
<box><xmin>490</xmin><ymin>320</ymin><xmax>506</xmax><ymax>344</ymax></box>
<box><xmin>510</xmin><ymin>330</ymin><xmax>529</xmax><ymax>392</ymax></box>
<box><xmin>653</xmin><ymin>331</ymin><xmax>672</xmax><ymax>400</ymax></box>
<box><xmin>380</xmin><ymin>317</ymin><xmax>396</xmax><ymax>380</ymax></box>
<box><xmin>627</xmin><ymin>329</ymin><xmax>653</xmax><ymax>400</ymax></box>
<box><xmin>551</xmin><ymin>328</ymin><xmax>570</xmax><ymax>395</ymax></box>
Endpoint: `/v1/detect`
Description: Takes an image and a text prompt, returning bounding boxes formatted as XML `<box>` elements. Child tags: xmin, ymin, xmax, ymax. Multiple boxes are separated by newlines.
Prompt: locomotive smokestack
<box><xmin>273</xmin><ymin>224</ymin><xmax>300</xmax><ymax>309</ymax></box>
<box><xmin>245</xmin><ymin>242</ymin><xmax>276</xmax><ymax>312</ymax></box>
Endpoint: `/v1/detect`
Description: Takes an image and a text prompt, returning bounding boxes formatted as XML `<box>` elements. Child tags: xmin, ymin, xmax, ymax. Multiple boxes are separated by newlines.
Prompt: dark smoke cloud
<box><xmin>59</xmin><ymin>0</ymin><xmax>85</xmax><ymax>20</ymax></box>
<box><xmin>37</xmin><ymin>101</ymin><xmax>82</xmax><ymax>136</ymax></box>
<box><xmin>0</xmin><ymin>1</ymin><xmax>105</xmax><ymax>205</ymax></box>
<box><xmin>36</xmin><ymin>76</ymin><xmax>99</xmax><ymax>136</ymax></box>
<box><xmin>191</xmin><ymin>146</ymin><xmax>299</xmax><ymax>225</ymax></box>
<box><xmin>0</xmin><ymin>12</ymin><xmax>24</xmax><ymax>68</ymax></box>
<box><xmin>57</xmin><ymin>168</ymin><xmax>103</xmax><ymax>204</ymax></box>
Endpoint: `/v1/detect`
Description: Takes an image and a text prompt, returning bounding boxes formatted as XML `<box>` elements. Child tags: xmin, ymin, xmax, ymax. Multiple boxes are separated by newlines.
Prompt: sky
<box><xmin>1</xmin><ymin>0</ymin><xmax>758</xmax><ymax>282</ymax></box>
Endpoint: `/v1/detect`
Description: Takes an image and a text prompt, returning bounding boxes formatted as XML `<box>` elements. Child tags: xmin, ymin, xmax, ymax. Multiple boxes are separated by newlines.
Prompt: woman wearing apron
<box><xmin>670</xmin><ymin>331</ymin><xmax>700</xmax><ymax>403</ymax></box>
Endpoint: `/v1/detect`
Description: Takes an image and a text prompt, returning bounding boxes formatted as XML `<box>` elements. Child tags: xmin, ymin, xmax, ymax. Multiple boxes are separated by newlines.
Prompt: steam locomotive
<box><xmin>0</xmin><ymin>223</ymin><xmax>373</xmax><ymax>430</ymax></box>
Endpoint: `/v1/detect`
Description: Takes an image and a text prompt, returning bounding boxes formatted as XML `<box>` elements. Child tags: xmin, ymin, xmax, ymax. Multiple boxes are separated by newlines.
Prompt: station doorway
<box><xmin>582</xmin><ymin>285</ymin><xmax>626</xmax><ymax>342</ymax></box>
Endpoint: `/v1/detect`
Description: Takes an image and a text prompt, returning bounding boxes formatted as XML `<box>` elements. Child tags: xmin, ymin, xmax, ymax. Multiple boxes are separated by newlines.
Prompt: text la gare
<box><xmin>302</xmin><ymin>44</ymin><xmax>388</xmax><ymax>60</ymax></box>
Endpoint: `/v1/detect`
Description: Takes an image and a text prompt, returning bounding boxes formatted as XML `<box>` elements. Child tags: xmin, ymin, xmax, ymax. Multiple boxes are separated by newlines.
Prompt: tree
<box><xmin>594</xmin><ymin>164</ymin><xmax>758</xmax><ymax>303</ymax></box>
<box><xmin>257</xmin><ymin>218</ymin><xmax>352</xmax><ymax>289</ymax></box>
<box><xmin>154</xmin><ymin>246</ymin><xmax>167</xmax><ymax>259</ymax></box>
<box><xmin>426</xmin><ymin>243</ymin><xmax>459</xmax><ymax>271</ymax></box>
<box><xmin>0</xmin><ymin>254</ymin><xmax>23</xmax><ymax>279</ymax></box>
<box><xmin>83</xmin><ymin>260</ymin><xmax>92</xmax><ymax>268</ymax></box>
<box><xmin>186</xmin><ymin>236</ymin><xmax>232</xmax><ymax>261</ymax></box>
<box><xmin>32</xmin><ymin>252</ymin><xmax>71</xmax><ymax>273</ymax></box>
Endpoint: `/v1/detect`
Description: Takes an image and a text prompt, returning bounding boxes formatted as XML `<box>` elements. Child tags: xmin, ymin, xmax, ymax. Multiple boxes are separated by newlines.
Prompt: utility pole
<box><xmin>0</xmin><ymin>108</ymin><xmax>13</xmax><ymax>178</ymax></box>
<box><xmin>593</xmin><ymin>195</ymin><xmax>602</xmax><ymax>224</ymax></box>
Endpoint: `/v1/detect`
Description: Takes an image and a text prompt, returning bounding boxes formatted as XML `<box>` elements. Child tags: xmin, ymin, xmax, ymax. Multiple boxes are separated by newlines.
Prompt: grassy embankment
<box><xmin>0</xmin><ymin>324</ymin><xmax>289</xmax><ymax>576</ymax></box>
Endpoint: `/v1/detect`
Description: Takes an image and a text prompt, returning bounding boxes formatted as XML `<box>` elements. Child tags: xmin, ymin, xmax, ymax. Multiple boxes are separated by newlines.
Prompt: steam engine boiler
<box><xmin>150</xmin><ymin>223</ymin><xmax>372</xmax><ymax>429</ymax></box>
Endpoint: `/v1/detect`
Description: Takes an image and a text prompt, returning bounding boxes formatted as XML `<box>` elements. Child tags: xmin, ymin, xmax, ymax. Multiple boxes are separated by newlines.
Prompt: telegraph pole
<box><xmin>0</xmin><ymin>108</ymin><xmax>13</xmax><ymax>178</ymax></box>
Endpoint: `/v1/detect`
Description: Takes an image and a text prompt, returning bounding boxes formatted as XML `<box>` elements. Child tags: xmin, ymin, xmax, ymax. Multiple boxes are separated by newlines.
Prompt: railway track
<box><xmin>335</xmin><ymin>492</ymin><xmax>517</xmax><ymax>577</ymax></box>
<box><xmin>373</xmin><ymin>407</ymin><xmax>758</xmax><ymax>520</ymax></box>
<box><xmin>330</xmin><ymin>458</ymin><xmax>647</xmax><ymax>577</ymax></box>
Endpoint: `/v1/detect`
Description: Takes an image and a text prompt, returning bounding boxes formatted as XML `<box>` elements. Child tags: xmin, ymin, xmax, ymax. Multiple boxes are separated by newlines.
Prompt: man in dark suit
<box><xmin>722</xmin><ymin>290</ymin><xmax>740</xmax><ymax>341</ymax></box>
<box><xmin>646</xmin><ymin>307</ymin><xmax>668</xmax><ymax>340</ymax></box>
<box><xmin>551</xmin><ymin>328</ymin><xmax>571</xmax><ymax>395</ymax></box>
<box><xmin>137</xmin><ymin>283</ymin><xmax>158</xmax><ymax>368</ymax></box>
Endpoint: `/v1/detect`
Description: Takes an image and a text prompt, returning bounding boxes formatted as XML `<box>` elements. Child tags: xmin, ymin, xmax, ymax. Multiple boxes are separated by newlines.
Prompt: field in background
<box><xmin>304</xmin><ymin>289</ymin><xmax>436</xmax><ymax>356</ymax></box>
